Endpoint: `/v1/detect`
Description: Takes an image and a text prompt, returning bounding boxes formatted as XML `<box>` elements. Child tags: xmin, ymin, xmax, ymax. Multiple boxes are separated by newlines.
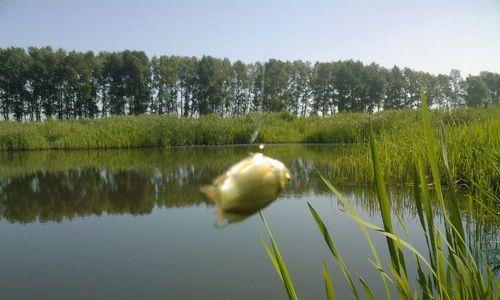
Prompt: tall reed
<box><xmin>0</xmin><ymin>108</ymin><xmax>497</xmax><ymax>151</ymax></box>
<box><xmin>261</xmin><ymin>90</ymin><xmax>499</xmax><ymax>299</ymax></box>
<box><xmin>2</xmin><ymin>108</ymin><xmax>497</xmax><ymax>193</ymax></box>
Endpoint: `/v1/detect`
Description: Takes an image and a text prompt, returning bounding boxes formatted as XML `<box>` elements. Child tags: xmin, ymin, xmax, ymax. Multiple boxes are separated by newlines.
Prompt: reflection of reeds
<box><xmin>0</xmin><ymin>144</ymin><xmax>496</xmax><ymax>226</ymax></box>
<box><xmin>2</xmin><ymin>107</ymin><xmax>497</xmax><ymax>194</ymax></box>
<box><xmin>261</xmin><ymin>90</ymin><xmax>499</xmax><ymax>299</ymax></box>
<box><xmin>0</xmin><ymin>157</ymin><xmax>494</xmax><ymax>225</ymax></box>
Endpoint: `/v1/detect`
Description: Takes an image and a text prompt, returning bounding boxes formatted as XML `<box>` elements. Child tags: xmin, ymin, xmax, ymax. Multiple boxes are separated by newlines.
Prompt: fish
<box><xmin>200</xmin><ymin>153</ymin><xmax>291</xmax><ymax>225</ymax></box>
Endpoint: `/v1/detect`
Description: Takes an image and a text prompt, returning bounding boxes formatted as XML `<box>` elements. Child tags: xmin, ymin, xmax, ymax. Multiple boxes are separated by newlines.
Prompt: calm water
<box><xmin>0</xmin><ymin>145</ymin><xmax>497</xmax><ymax>300</ymax></box>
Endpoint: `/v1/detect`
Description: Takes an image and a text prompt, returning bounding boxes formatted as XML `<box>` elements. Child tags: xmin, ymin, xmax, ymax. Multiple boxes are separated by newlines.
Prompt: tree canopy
<box><xmin>0</xmin><ymin>46</ymin><xmax>498</xmax><ymax>121</ymax></box>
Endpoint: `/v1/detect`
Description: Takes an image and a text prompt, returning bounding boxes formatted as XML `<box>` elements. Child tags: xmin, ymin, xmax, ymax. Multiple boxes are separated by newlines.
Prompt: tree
<box><xmin>311</xmin><ymin>62</ymin><xmax>333</xmax><ymax>115</ymax></box>
<box><xmin>417</xmin><ymin>72</ymin><xmax>438</xmax><ymax>108</ymax></box>
<box><xmin>465</xmin><ymin>75</ymin><xmax>491</xmax><ymax>107</ymax></box>
<box><xmin>448</xmin><ymin>69</ymin><xmax>465</xmax><ymax>109</ymax></box>
<box><xmin>122</xmin><ymin>51</ymin><xmax>150</xmax><ymax>115</ymax></box>
<box><xmin>64</xmin><ymin>51</ymin><xmax>99</xmax><ymax>118</ymax></box>
<box><xmin>333</xmin><ymin>60</ymin><xmax>364</xmax><ymax>113</ymax></box>
<box><xmin>289</xmin><ymin>61</ymin><xmax>312</xmax><ymax>116</ymax></box>
<box><xmin>228</xmin><ymin>60</ymin><xmax>250</xmax><ymax>115</ymax></box>
<box><xmin>363</xmin><ymin>63</ymin><xmax>385</xmax><ymax>112</ymax></box>
<box><xmin>177</xmin><ymin>56</ymin><xmax>197</xmax><ymax>116</ymax></box>
<box><xmin>220</xmin><ymin>58</ymin><xmax>233</xmax><ymax>116</ymax></box>
<box><xmin>28</xmin><ymin>47</ymin><xmax>66</xmax><ymax>119</ymax></box>
<box><xmin>101</xmin><ymin>52</ymin><xmax>126</xmax><ymax>115</ymax></box>
<box><xmin>151</xmin><ymin>56</ymin><xmax>179</xmax><ymax>115</ymax></box>
<box><xmin>403</xmin><ymin>67</ymin><xmax>419</xmax><ymax>108</ymax></box>
<box><xmin>384</xmin><ymin>66</ymin><xmax>406</xmax><ymax>109</ymax></box>
<box><xmin>479</xmin><ymin>71</ymin><xmax>500</xmax><ymax>106</ymax></box>
<box><xmin>248</xmin><ymin>62</ymin><xmax>265</xmax><ymax>112</ymax></box>
<box><xmin>0</xmin><ymin>48</ymin><xmax>30</xmax><ymax>120</ymax></box>
<box><xmin>435</xmin><ymin>74</ymin><xmax>452</xmax><ymax>109</ymax></box>
<box><xmin>1</xmin><ymin>47</ymin><xmax>499</xmax><ymax>121</ymax></box>
<box><xmin>195</xmin><ymin>56</ymin><xmax>230</xmax><ymax>115</ymax></box>
<box><xmin>262</xmin><ymin>59</ymin><xmax>290</xmax><ymax>112</ymax></box>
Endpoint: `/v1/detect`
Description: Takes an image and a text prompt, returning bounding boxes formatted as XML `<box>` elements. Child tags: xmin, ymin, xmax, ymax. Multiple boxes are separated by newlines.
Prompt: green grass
<box><xmin>322</xmin><ymin>109</ymin><xmax>499</xmax><ymax>194</ymax></box>
<box><xmin>1</xmin><ymin>107</ymin><xmax>498</xmax><ymax>194</ymax></box>
<box><xmin>260</xmin><ymin>92</ymin><xmax>499</xmax><ymax>299</ymax></box>
<box><xmin>0</xmin><ymin>108</ymin><xmax>497</xmax><ymax>150</ymax></box>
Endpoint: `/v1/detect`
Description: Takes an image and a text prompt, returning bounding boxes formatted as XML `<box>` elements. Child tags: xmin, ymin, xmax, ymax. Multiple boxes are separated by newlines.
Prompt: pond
<box><xmin>0</xmin><ymin>145</ymin><xmax>497</xmax><ymax>300</ymax></box>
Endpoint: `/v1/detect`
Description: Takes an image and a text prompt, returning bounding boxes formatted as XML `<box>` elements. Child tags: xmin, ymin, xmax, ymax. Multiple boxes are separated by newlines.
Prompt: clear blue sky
<box><xmin>1</xmin><ymin>0</ymin><xmax>499</xmax><ymax>75</ymax></box>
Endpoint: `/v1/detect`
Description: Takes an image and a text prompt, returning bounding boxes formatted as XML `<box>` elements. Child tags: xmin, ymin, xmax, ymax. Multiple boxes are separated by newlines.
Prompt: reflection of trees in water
<box><xmin>0</xmin><ymin>161</ymin><xmax>329</xmax><ymax>223</ymax></box>
<box><xmin>0</xmin><ymin>145</ymin><xmax>334</xmax><ymax>222</ymax></box>
<box><xmin>0</xmin><ymin>162</ymin><xmax>490</xmax><ymax>222</ymax></box>
<box><xmin>0</xmin><ymin>170</ymin><xmax>157</xmax><ymax>222</ymax></box>
<box><xmin>0</xmin><ymin>146</ymin><xmax>497</xmax><ymax>259</ymax></box>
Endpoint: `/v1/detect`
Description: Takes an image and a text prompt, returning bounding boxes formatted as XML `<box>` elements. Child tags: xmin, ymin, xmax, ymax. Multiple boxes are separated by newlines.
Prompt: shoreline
<box><xmin>0</xmin><ymin>107</ymin><xmax>497</xmax><ymax>151</ymax></box>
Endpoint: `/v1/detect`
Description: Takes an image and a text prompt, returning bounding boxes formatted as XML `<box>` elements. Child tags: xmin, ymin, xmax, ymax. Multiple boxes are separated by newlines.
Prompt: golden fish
<box><xmin>200</xmin><ymin>153</ymin><xmax>291</xmax><ymax>224</ymax></box>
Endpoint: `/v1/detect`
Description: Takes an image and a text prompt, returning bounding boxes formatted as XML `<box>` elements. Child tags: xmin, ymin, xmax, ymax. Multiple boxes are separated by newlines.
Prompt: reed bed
<box><xmin>1</xmin><ymin>107</ymin><xmax>498</xmax><ymax>193</ymax></box>
<box><xmin>261</xmin><ymin>91</ymin><xmax>499</xmax><ymax>300</ymax></box>
<box><xmin>0</xmin><ymin>108</ymin><xmax>497</xmax><ymax>150</ymax></box>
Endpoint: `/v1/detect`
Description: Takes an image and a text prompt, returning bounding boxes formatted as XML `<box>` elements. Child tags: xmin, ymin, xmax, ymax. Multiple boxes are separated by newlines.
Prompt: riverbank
<box><xmin>0</xmin><ymin>107</ymin><xmax>497</xmax><ymax>150</ymax></box>
<box><xmin>1</xmin><ymin>107</ymin><xmax>498</xmax><ymax>192</ymax></box>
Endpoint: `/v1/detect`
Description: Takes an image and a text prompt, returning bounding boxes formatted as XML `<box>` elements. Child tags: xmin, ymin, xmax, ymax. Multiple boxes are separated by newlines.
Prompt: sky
<box><xmin>0</xmin><ymin>0</ymin><xmax>499</xmax><ymax>75</ymax></box>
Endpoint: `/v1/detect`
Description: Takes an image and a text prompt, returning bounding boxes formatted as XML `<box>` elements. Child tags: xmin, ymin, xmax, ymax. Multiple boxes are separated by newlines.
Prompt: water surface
<box><xmin>0</xmin><ymin>145</ymin><xmax>497</xmax><ymax>299</ymax></box>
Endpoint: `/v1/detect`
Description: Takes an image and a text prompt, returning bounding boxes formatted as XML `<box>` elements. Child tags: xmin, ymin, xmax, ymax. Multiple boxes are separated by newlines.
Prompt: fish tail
<box><xmin>215</xmin><ymin>208</ymin><xmax>225</xmax><ymax>226</ymax></box>
<box><xmin>200</xmin><ymin>185</ymin><xmax>220</xmax><ymax>204</ymax></box>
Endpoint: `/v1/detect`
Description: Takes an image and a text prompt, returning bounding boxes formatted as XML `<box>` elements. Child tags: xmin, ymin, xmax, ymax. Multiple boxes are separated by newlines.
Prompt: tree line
<box><xmin>0</xmin><ymin>46</ymin><xmax>498</xmax><ymax>121</ymax></box>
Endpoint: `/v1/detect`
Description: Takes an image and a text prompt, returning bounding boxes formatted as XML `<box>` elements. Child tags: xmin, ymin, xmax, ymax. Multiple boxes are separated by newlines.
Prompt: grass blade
<box><xmin>308</xmin><ymin>203</ymin><xmax>360</xmax><ymax>300</ymax></box>
<box><xmin>417</xmin><ymin>158</ymin><xmax>436</xmax><ymax>267</ymax></box>
<box><xmin>359</xmin><ymin>277</ymin><xmax>377</xmax><ymax>300</ymax></box>
<box><xmin>260</xmin><ymin>237</ymin><xmax>283</xmax><ymax>281</ymax></box>
<box><xmin>323</xmin><ymin>263</ymin><xmax>336</xmax><ymax>300</ymax></box>
<box><xmin>260</xmin><ymin>212</ymin><xmax>299</xmax><ymax>300</ymax></box>
<box><xmin>318</xmin><ymin>172</ymin><xmax>392</xmax><ymax>300</ymax></box>
<box><xmin>369</xmin><ymin>125</ymin><xmax>407</xmax><ymax>277</ymax></box>
<box><xmin>413</xmin><ymin>165</ymin><xmax>427</xmax><ymax>233</ymax></box>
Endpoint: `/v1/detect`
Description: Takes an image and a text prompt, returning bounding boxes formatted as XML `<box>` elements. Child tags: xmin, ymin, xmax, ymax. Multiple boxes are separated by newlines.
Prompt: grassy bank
<box><xmin>323</xmin><ymin>110</ymin><xmax>499</xmax><ymax>194</ymax></box>
<box><xmin>1</xmin><ymin>107</ymin><xmax>498</xmax><ymax>192</ymax></box>
<box><xmin>261</xmin><ymin>95</ymin><xmax>499</xmax><ymax>299</ymax></box>
<box><xmin>0</xmin><ymin>111</ymin><xmax>367</xmax><ymax>150</ymax></box>
<box><xmin>0</xmin><ymin>108</ymin><xmax>497</xmax><ymax>150</ymax></box>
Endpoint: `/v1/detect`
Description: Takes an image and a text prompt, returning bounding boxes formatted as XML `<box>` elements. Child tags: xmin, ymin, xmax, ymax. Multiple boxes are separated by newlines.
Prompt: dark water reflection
<box><xmin>0</xmin><ymin>145</ymin><xmax>497</xmax><ymax>300</ymax></box>
<box><xmin>0</xmin><ymin>145</ymin><xmax>357</xmax><ymax>223</ymax></box>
